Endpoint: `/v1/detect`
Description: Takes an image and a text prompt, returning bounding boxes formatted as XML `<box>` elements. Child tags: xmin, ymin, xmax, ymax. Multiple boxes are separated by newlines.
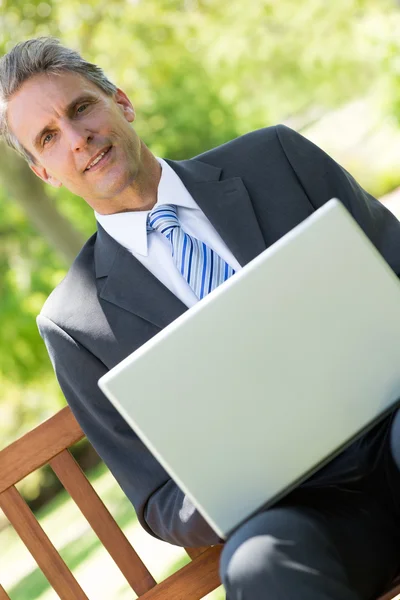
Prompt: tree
<box><xmin>0</xmin><ymin>143</ymin><xmax>85</xmax><ymax>264</ymax></box>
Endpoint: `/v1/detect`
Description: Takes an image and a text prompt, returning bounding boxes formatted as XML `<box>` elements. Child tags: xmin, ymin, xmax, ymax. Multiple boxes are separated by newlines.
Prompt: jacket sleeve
<box><xmin>275</xmin><ymin>124</ymin><xmax>400</xmax><ymax>278</ymax></box>
<box><xmin>37</xmin><ymin>314</ymin><xmax>222</xmax><ymax>547</ymax></box>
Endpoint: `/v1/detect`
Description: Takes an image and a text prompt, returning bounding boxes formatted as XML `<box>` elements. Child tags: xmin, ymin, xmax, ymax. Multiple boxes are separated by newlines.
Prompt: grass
<box><xmin>0</xmin><ymin>461</ymin><xmax>224</xmax><ymax>600</ymax></box>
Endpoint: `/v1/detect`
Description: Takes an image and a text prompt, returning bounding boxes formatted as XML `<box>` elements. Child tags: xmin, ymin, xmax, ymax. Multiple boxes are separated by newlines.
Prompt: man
<box><xmin>1</xmin><ymin>37</ymin><xmax>400</xmax><ymax>599</ymax></box>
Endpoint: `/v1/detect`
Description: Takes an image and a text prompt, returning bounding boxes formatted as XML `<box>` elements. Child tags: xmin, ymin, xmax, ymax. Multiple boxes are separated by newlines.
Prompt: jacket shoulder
<box><xmin>192</xmin><ymin>125</ymin><xmax>301</xmax><ymax>176</ymax></box>
<box><xmin>39</xmin><ymin>232</ymin><xmax>98</xmax><ymax>327</ymax></box>
<box><xmin>194</xmin><ymin>125</ymin><xmax>281</xmax><ymax>162</ymax></box>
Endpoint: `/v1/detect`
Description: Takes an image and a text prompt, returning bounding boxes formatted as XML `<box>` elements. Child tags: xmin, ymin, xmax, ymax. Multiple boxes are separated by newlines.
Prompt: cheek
<box><xmin>46</xmin><ymin>145</ymin><xmax>72</xmax><ymax>176</ymax></box>
<box><xmin>89</xmin><ymin>105</ymin><xmax>117</xmax><ymax>129</ymax></box>
<box><xmin>116</xmin><ymin>121</ymin><xmax>139</xmax><ymax>149</ymax></box>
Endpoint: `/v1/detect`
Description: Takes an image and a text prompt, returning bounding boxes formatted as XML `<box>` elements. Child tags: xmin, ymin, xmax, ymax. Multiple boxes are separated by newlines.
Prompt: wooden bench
<box><xmin>0</xmin><ymin>407</ymin><xmax>222</xmax><ymax>599</ymax></box>
<box><xmin>0</xmin><ymin>406</ymin><xmax>398</xmax><ymax>600</ymax></box>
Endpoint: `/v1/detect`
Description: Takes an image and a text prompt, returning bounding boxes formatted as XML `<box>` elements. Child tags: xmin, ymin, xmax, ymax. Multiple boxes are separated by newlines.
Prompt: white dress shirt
<box><xmin>95</xmin><ymin>158</ymin><xmax>242</xmax><ymax>308</ymax></box>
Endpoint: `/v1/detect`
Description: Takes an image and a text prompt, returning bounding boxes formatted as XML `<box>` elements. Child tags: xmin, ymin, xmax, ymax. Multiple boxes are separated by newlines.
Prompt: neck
<box><xmin>128</xmin><ymin>142</ymin><xmax>161</xmax><ymax>211</ymax></box>
<box><xmin>94</xmin><ymin>141</ymin><xmax>162</xmax><ymax>215</ymax></box>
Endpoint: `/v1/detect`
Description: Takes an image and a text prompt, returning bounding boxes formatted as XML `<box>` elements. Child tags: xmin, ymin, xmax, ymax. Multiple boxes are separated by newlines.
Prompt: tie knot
<box><xmin>147</xmin><ymin>204</ymin><xmax>179</xmax><ymax>236</ymax></box>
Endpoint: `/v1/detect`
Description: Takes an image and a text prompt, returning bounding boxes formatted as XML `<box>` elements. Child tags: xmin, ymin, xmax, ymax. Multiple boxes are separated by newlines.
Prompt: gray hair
<box><xmin>0</xmin><ymin>37</ymin><xmax>117</xmax><ymax>163</ymax></box>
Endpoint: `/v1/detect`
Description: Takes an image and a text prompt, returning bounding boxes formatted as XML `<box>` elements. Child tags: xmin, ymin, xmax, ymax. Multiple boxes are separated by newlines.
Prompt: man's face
<box><xmin>7</xmin><ymin>71</ymin><xmax>141</xmax><ymax>212</ymax></box>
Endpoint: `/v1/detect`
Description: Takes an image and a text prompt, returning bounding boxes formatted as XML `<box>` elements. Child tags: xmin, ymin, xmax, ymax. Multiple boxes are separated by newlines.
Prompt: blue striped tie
<box><xmin>147</xmin><ymin>204</ymin><xmax>235</xmax><ymax>300</ymax></box>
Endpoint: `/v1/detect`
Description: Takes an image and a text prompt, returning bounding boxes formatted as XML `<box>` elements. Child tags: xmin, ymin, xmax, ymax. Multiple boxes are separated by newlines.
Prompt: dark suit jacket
<box><xmin>37</xmin><ymin>125</ymin><xmax>400</xmax><ymax>547</ymax></box>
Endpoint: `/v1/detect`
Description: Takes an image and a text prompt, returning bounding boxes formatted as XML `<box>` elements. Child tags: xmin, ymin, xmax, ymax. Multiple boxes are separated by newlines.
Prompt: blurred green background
<box><xmin>0</xmin><ymin>0</ymin><xmax>400</xmax><ymax>596</ymax></box>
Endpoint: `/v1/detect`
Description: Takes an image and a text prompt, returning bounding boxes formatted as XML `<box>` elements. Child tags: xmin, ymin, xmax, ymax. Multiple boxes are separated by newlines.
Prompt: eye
<box><xmin>77</xmin><ymin>103</ymin><xmax>89</xmax><ymax>114</ymax></box>
<box><xmin>43</xmin><ymin>133</ymin><xmax>54</xmax><ymax>146</ymax></box>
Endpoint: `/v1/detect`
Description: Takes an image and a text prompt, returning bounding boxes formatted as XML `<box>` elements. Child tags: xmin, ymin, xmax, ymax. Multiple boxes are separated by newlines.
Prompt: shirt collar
<box><xmin>95</xmin><ymin>157</ymin><xmax>198</xmax><ymax>257</ymax></box>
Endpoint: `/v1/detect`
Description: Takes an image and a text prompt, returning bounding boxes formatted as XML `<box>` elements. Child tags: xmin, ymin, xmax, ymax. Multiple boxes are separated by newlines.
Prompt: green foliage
<box><xmin>0</xmin><ymin>183</ymin><xmax>65</xmax><ymax>457</ymax></box>
<box><xmin>0</xmin><ymin>190</ymin><xmax>63</xmax><ymax>383</ymax></box>
<box><xmin>1</xmin><ymin>0</ymin><xmax>400</xmax><ymax>450</ymax></box>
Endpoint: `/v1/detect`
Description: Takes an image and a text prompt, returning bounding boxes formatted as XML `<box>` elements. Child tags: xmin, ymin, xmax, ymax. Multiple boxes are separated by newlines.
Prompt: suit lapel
<box><xmin>95</xmin><ymin>225</ymin><xmax>187</xmax><ymax>329</ymax></box>
<box><xmin>94</xmin><ymin>157</ymin><xmax>266</xmax><ymax>328</ymax></box>
<box><xmin>166</xmin><ymin>159</ymin><xmax>266</xmax><ymax>266</ymax></box>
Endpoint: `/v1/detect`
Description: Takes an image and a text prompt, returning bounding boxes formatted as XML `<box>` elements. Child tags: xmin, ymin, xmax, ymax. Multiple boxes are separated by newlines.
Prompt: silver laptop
<box><xmin>98</xmin><ymin>199</ymin><xmax>400</xmax><ymax>539</ymax></box>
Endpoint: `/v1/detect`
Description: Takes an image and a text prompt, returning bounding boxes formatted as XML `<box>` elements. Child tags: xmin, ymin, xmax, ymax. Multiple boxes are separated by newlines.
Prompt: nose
<box><xmin>64</xmin><ymin>123</ymin><xmax>93</xmax><ymax>152</ymax></box>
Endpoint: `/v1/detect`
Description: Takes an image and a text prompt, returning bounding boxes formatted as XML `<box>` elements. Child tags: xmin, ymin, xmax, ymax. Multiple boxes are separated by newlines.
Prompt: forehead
<box><xmin>7</xmin><ymin>71</ymin><xmax>103</xmax><ymax>147</ymax></box>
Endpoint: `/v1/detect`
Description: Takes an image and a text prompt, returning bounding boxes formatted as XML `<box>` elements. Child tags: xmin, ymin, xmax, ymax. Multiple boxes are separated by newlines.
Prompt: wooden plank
<box><xmin>0</xmin><ymin>585</ymin><xmax>11</xmax><ymax>600</ymax></box>
<box><xmin>185</xmin><ymin>546</ymin><xmax>211</xmax><ymax>560</ymax></box>
<box><xmin>0</xmin><ymin>407</ymin><xmax>84</xmax><ymax>493</ymax></box>
<box><xmin>0</xmin><ymin>486</ymin><xmax>88</xmax><ymax>600</ymax></box>
<box><xmin>50</xmin><ymin>449</ymin><xmax>156</xmax><ymax>596</ymax></box>
<box><xmin>378</xmin><ymin>585</ymin><xmax>400</xmax><ymax>600</ymax></box>
<box><xmin>139</xmin><ymin>545</ymin><xmax>222</xmax><ymax>600</ymax></box>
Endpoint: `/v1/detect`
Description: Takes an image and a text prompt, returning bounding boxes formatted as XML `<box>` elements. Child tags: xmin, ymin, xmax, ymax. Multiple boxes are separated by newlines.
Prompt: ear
<box><xmin>30</xmin><ymin>163</ymin><xmax>62</xmax><ymax>188</ymax></box>
<box><xmin>115</xmin><ymin>88</ymin><xmax>135</xmax><ymax>123</ymax></box>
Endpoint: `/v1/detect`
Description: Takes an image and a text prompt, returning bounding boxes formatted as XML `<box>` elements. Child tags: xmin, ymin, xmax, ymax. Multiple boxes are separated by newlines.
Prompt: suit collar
<box><xmin>95</xmin><ymin>224</ymin><xmax>188</xmax><ymax>329</ymax></box>
<box><xmin>94</xmin><ymin>223</ymin><xmax>120</xmax><ymax>278</ymax></box>
<box><xmin>165</xmin><ymin>158</ymin><xmax>266</xmax><ymax>266</ymax></box>
<box><xmin>94</xmin><ymin>156</ymin><xmax>266</xmax><ymax>328</ymax></box>
<box><xmin>94</xmin><ymin>158</ymin><xmax>203</xmax><ymax>259</ymax></box>
<box><xmin>93</xmin><ymin>158</ymin><xmax>223</xmax><ymax>279</ymax></box>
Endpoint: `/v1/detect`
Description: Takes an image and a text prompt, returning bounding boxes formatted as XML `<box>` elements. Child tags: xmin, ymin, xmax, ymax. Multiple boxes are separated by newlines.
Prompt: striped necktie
<box><xmin>147</xmin><ymin>204</ymin><xmax>235</xmax><ymax>300</ymax></box>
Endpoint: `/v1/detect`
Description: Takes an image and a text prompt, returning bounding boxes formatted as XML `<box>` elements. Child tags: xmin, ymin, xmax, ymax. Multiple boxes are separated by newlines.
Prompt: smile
<box><xmin>85</xmin><ymin>146</ymin><xmax>112</xmax><ymax>172</ymax></box>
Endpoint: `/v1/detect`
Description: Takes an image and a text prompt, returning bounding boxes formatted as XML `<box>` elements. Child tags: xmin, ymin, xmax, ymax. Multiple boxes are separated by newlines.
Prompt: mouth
<box><xmin>84</xmin><ymin>146</ymin><xmax>112</xmax><ymax>173</ymax></box>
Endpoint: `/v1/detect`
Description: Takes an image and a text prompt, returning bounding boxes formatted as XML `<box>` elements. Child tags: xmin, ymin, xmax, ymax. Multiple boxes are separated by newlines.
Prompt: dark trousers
<box><xmin>220</xmin><ymin>409</ymin><xmax>400</xmax><ymax>599</ymax></box>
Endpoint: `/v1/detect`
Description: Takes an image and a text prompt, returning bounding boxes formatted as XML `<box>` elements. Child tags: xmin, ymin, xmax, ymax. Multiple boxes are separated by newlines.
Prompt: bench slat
<box><xmin>139</xmin><ymin>545</ymin><xmax>222</xmax><ymax>600</ymax></box>
<box><xmin>0</xmin><ymin>407</ymin><xmax>84</xmax><ymax>493</ymax></box>
<box><xmin>0</xmin><ymin>585</ymin><xmax>11</xmax><ymax>600</ymax></box>
<box><xmin>50</xmin><ymin>449</ymin><xmax>157</xmax><ymax>595</ymax></box>
<box><xmin>0</xmin><ymin>486</ymin><xmax>88</xmax><ymax>600</ymax></box>
<box><xmin>185</xmin><ymin>546</ymin><xmax>211</xmax><ymax>560</ymax></box>
<box><xmin>378</xmin><ymin>585</ymin><xmax>400</xmax><ymax>600</ymax></box>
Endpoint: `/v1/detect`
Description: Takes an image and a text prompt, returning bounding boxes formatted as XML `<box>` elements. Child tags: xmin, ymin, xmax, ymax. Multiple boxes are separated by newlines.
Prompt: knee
<box><xmin>219</xmin><ymin>507</ymin><xmax>328</xmax><ymax>597</ymax></box>
<box><xmin>220</xmin><ymin>525</ymin><xmax>277</xmax><ymax>595</ymax></box>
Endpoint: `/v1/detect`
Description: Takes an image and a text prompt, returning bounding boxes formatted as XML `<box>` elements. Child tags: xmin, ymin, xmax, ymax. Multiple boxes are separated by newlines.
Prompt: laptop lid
<box><xmin>99</xmin><ymin>199</ymin><xmax>400</xmax><ymax>539</ymax></box>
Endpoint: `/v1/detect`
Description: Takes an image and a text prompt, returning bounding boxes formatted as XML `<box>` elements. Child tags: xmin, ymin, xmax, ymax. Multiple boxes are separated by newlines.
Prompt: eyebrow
<box><xmin>32</xmin><ymin>94</ymin><xmax>95</xmax><ymax>149</ymax></box>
